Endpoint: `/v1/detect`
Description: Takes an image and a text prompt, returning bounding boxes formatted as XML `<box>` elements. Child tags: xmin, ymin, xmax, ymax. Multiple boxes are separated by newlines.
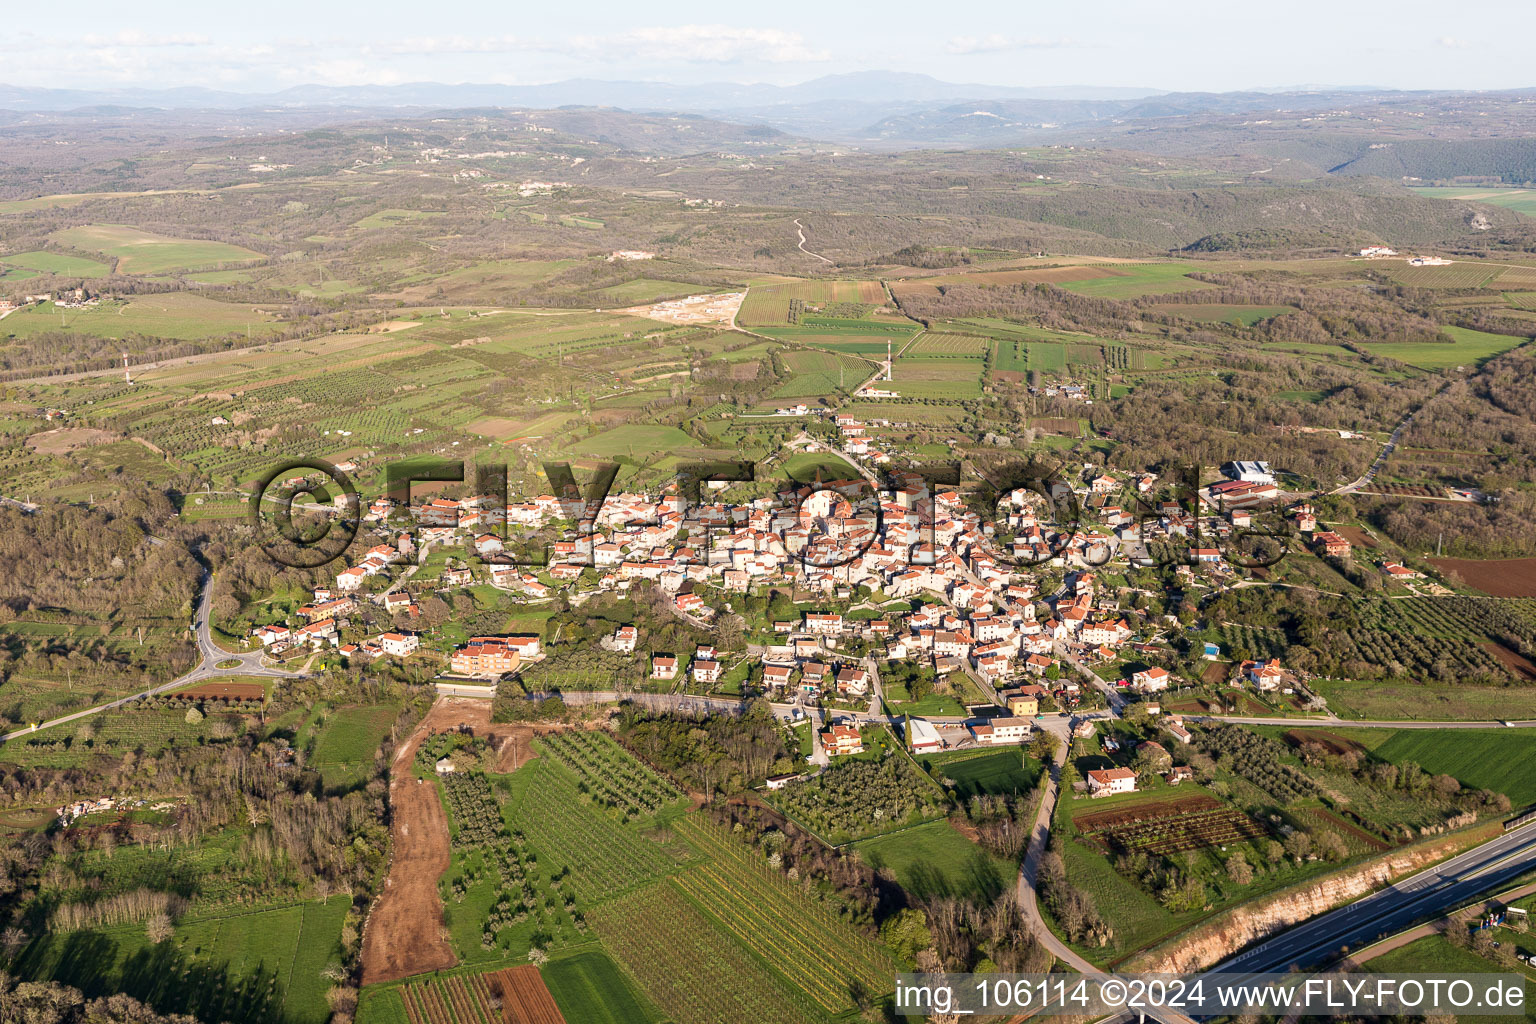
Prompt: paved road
<box><xmin>1332</xmin><ymin>382</ymin><xmax>1450</xmax><ymax>496</ymax></box>
<box><xmin>1208</xmin><ymin>821</ymin><xmax>1536</xmax><ymax>979</ymax></box>
<box><xmin>1017</xmin><ymin>733</ymin><xmax>1100</xmax><ymax>972</ymax></box>
<box><xmin>1185</xmin><ymin>714</ymin><xmax>1536</xmax><ymax>730</ymax></box>
<box><xmin>0</xmin><ymin>570</ymin><xmax>302</xmax><ymax>744</ymax></box>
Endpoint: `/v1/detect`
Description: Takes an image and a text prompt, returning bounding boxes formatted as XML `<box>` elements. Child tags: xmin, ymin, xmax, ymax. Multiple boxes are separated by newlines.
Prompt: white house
<box><xmin>1086</xmin><ymin>767</ymin><xmax>1137</xmax><ymax>796</ymax></box>
<box><xmin>380</xmin><ymin>632</ymin><xmax>419</xmax><ymax>657</ymax></box>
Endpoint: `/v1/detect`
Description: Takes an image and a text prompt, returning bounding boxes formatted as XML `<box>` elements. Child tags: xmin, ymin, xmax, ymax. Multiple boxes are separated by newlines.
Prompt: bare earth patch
<box><xmin>360</xmin><ymin>697</ymin><xmax>570</xmax><ymax>984</ymax></box>
<box><xmin>24</xmin><ymin>426</ymin><xmax>119</xmax><ymax>454</ymax></box>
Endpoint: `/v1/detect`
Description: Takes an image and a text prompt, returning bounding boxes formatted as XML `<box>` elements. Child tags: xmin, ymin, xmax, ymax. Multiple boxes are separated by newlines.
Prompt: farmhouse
<box><xmin>1086</xmin><ymin>767</ymin><xmax>1137</xmax><ymax>796</ymax></box>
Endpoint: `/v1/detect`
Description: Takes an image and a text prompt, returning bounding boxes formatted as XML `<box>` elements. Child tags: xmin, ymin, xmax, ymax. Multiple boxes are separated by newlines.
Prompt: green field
<box><xmin>854</xmin><ymin>820</ymin><xmax>1013</xmax><ymax>903</ymax></box>
<box><xmin>920</xmin><ymin>747</ymin><xmax>1043</xmax><ymax>798</ymax></box>
<box><xmin>1369</xmin><ymin>729</ymin><xmax>1536</xmax><ymax>806</ymax></box>
<box><xmin>1313</xmin><ymin>679</ymin><xmax>1536</xmax><ymax>721</ymax></box>
<box><xmin>15</xmin><ymin>895</ymin><xmax>349</xmax><ymax>1024</ymax></box>
<box><xmin>672</xmin><ymin>816</ymin><xmax>896</xmax><ymax>1015</ymax></box>
<box><xmin>2</xmin><ymin>293</ymin><xmax>282</xmax><ymax>341</ymax></box>
<box><xmin>1363</xmin><ymin>935</ymin><xmax>1536</xmax><ymax>1023</ymax></box>
<box><xmin>52</xmin><ymin>224</ymin><xmax>265</xmax><ymax>274</ymax></box>
<box><xmin>1052</xmin><ymin>798</ymin><xmax>1178</xmax><ymax>956</ymax></box>
<box><xmin>1058</xmin><ymin>262</ymin><xmax>1215</xmax><ymax>299</ymax></box>
<box><xmin>1362</xmin><ymin>326</ymin><xmax>1527</xmax><ymax>369</ymax></box>
<box><xmin>1412</xmin><ymin>186</ymin><xmax>1536</xmax><ymax>218</ymax></box>
<box><xmin>588</xmin><ymin>882</ymin><xmax>812</xmax><ymax>1024</ymax></box>
<box><xmin>738</xmin><ymin>279</ymin><xmax>885</xmax><ymax>326</ymax></box>
<box><xmin>889</xmin><ymin>358</ymin><xmax>984</xmax><ymax>398</ymax></box>
<box><xmin>571</xmin><ymin>423</ymin><xmax>697</xmax><ymax>458</ymax></box>
<box><xmin>543</xmin><ymin>950</ymin><xmax>663</xmax><ymax>1024</ymax></box>
<box><xmin>353</xmin><ymin>208</ymin><xmax>445</xmax><ymax>229</ymax></box>
<box><xmin>309</xmin><ymin>704</ymin><xmax>397</xmax><ymax>787</ymax></box>
<box><xmin>773</xmin><ymin>348</ymin><xmax>878</xmax><ymax>397</ymax></box>
<box><xmin>0</xmin><ymin>250</ymin><xmax>111</xmax><ymax>279</ymax></box>
<box><xmin>596</xmin><ymin>278</ymin><xmax>702</xmax><ymax>303</ymax></box>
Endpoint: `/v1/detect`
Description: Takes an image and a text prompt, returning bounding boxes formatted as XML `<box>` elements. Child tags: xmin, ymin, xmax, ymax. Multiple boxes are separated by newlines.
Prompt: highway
<box><xmin>1210</xmin><ymin>820</ymin><xmax>1536</xmax><ymax>978</ymax></box>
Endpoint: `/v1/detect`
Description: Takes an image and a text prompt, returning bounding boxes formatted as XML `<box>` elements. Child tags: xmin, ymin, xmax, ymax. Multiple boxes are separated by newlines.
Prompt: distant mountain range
<box><xmin>1</xmin><ymin>72</ymin><xmax>1531</xmax><ymax>148</ymax></box>
<box><xmin>0</xmin><ymin>72</ymin><xmax>1162</xmax><ymax>114</ymax></box>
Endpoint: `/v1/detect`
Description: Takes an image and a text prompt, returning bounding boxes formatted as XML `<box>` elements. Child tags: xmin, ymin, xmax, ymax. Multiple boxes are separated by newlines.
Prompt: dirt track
<box><xmin>359</xmin><ymin>698</ymin><xmax>571</xmax><ymax>985</ymax></box>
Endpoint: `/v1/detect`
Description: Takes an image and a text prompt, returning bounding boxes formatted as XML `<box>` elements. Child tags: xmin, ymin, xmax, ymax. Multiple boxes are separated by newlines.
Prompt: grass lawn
<box><xmin>854</xmin><ymin>820</ymin><xmax>1014</xmax><ymax>903</ymax></box>
<box><xmin>780</xmin><ymin>450</ymin><xmax>863</xmax><ymax>483</ymax></box>
<box><xmin>920</xmin><ymin>747</ymin><xmax>1043</xmax><ymax>798</ymax></box>
<box><xmin>542</xmin><ymin>949</ymin><xmax>663</xmax><ymax>1024</ymax></box>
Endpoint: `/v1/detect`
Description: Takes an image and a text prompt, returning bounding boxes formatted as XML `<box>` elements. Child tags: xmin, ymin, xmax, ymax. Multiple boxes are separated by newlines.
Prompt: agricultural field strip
<box><xmin>1077</xmin><ymin>799</ymin><xmax>1268</xmax><ymax>856</ymax></box>
<box><xmin>673</xmin><ymin>817</ymin><xmax>893</xmax><ymax>1010</ymax></box>
<box><xmin>537</xmin><ymin>732</ymin><xmax>682</xmax><ymax>817</ymax></box>
<box><xmin>512</xmin><ymin>758</ymin><xmax>677</xmax><ymax>902</ymax></box>
<box><xmin>587</xmin><ymin>882</ymin><xmax>811</xmax><ymax>1024</ymax></box>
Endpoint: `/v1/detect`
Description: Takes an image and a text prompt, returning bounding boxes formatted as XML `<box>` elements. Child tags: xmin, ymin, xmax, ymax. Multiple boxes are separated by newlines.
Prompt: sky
<box><xmin>10</xmin><ymin>0</ymin><xmax>1533</xmax><ymax>95</ymax></box>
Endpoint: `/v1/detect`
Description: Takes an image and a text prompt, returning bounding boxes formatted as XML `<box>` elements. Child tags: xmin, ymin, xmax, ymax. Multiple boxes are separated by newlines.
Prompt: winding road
<box><xmin>792</xmin><ymin>218</ymin><xmax>833</xmax><ymax>264</ymax></box>
<box><xmin>0</xmin><ymin>570</ymin><xmax>303</xmax><ymax>743</ymax></box>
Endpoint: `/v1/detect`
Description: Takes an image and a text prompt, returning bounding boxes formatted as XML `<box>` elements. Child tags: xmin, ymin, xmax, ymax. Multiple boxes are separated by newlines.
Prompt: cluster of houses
<box><xmin>241</xmin><ymin>448</ymin><xmax>1421</xmax><ymax>711</ymax></box>
<box><xmin>1084</xmin><ymin>716</ymin><xmax>1198</xmax><ymax>795</ymax></box>
<box><xmin>1029</xmin><ymin>381</ymin><xmax>1093</xmax><ymax>403</ymax></box>
<box><xmin>833</xmin><ymin>414</ymin><xmax>892</xmax><ymax>462</ymax></box>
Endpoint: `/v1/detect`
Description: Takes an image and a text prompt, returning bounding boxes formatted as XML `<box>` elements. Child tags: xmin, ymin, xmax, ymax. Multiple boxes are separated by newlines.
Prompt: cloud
<box><xmin>1438</xmin><ymin>36</ymin><xmax>1471</xmax><ymax>49</ymax></box>
<box><xmin>364</xmin><ymin>25</ymin><xmax>829</xmax><ymax>66</ymax></box>
<box><xmin>573</xmin><ymin>25</ymin><xmax>831</xmax><ymax>64</ymax></box>
<box><xmin>945</xmin><ymin>33</ymin><xmax>1073</xmax><ymax>55</ymax></box>
<box><xmin>368</xmin><ymin>35</ymin><xmax>540</xmax><ymax>56</ymax></box>
<box><xmin>79</xmin><ymin>30</ymin><xmax>210</xmax><ymax>47</ymax></box>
